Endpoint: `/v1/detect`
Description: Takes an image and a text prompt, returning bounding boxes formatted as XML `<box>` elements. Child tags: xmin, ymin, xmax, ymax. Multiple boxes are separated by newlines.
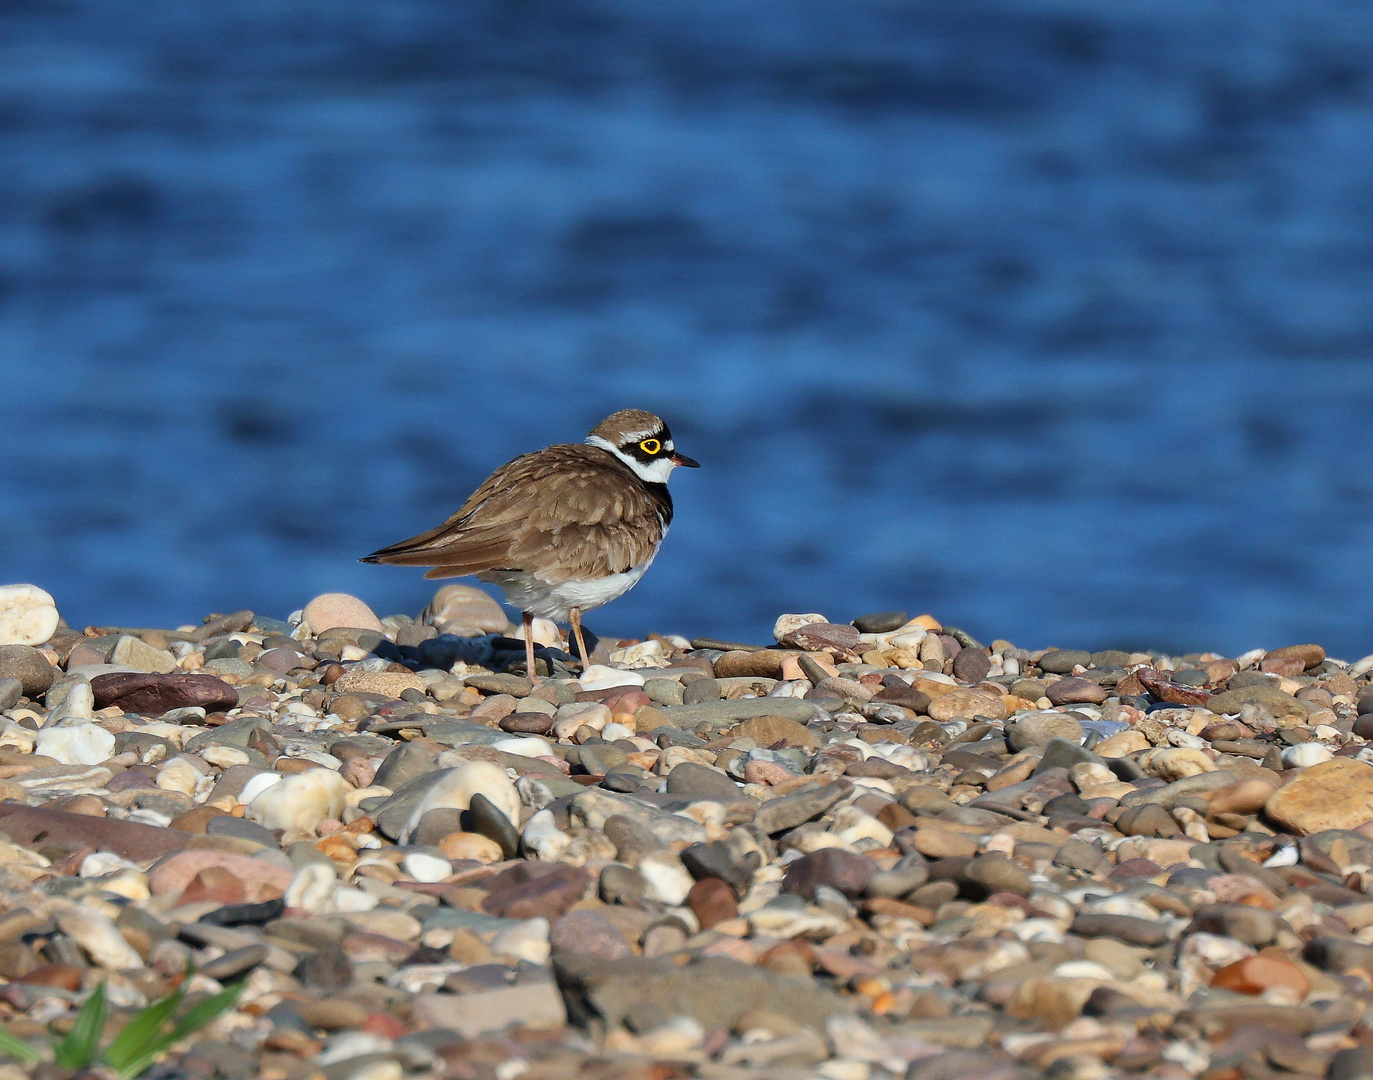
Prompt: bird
<box><xmin>361</xmin><ymin>408</ymin><xmax>698</xmax><ymax>683</ymax></box>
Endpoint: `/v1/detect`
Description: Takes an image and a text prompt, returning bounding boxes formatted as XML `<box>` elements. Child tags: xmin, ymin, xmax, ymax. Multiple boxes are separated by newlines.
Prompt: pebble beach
<box><xmin>1</xmin><ymin>583</ymin><xmax>1373</xmax><ymax>1080</ymax></box>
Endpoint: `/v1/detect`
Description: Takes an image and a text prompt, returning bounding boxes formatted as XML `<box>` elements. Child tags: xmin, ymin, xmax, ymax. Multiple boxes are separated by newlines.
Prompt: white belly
<box><xmin>479</xmin><ymin>560</ymin><xmax>653</xmax><ymax>622</ymax></box>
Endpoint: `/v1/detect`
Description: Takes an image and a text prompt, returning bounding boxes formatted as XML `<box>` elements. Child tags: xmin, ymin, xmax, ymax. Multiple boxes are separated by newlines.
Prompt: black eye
<box><xmin>639</xmin><ymin>438</ymin><xmax>661</xmax><ymax>455</ymax></box>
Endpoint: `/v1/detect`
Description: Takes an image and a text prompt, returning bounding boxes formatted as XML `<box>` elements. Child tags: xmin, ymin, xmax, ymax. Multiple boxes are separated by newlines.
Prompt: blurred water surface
<box><xmin>4</xmin><ymin>1</ymin><xmax>1373</xmax><ymax>655</ymax></box>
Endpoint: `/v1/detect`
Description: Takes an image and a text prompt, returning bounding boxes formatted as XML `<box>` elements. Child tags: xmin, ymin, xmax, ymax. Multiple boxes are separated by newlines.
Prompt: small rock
<box><xmin>246</xmin><ymin>769</ymin><xmax>348</xmax><ymax>833</ymax></box>
<box><xmin>1210</xmin><ymin>953</ymin><xmax>1310</xmax><ymax>997</ymax></box>
<box><xmin>399</xmin><ymin>762</ymin><xmax>520</xmax><ymax>844</ymax></box>
<box><xmin>0</xmin><ymin>645</ymin><xmax>54</xmax><ymax>696</ymax></box>
<box><xmin>0</xmin><ymin>585</ymin><xmax>59</xmax><ymax>646</ymax></box>
<box><xmin>927</xmin><ymin>688</ymin><xmax>1008</xmax><ymax>722</ymax></box>
<box><xmin>781</xmin><ymin>849</ymin><xmax>874</xmax><ymax>899</ymax></box>
<box><xmin>1038</xmin><ymin>650</ymin><xmax>1091</xmax><ymax>674</ymax></box>
<box><xmin>1266</xmin><ymin>643</ymin><xmax>1325</xmax><ymax>670</ymax></box>
<box><xmin>332</xmin><ymin>668</ymin><xmax>427</xmax><ymax>697</ymax></box>
<box><xmin>302</xmin><ymin>593</ymin><xmax>384</xmax><ymax>634</ymax></box>
<box><xmin>421</xmin><ymin>584</ymin><xmax>508</xmax><ymax>635</ymax></box>
<box><xmin>1046</xmin><ymin>677</ymin><xmax>1109</xmax><ymax>706</ymax></box>
<box><xmin>90</xmin><ymin>672</ymin><xmax>239</xmax><ymax>714</ymax></box>
<box><xmin>1265</xmin><ymin>758</ymin><xmax>1373</xmax><ymax>835</ymax></box>
<box><xmin>109</xmin><ymin>635</ymin><xmax>177</xmax><ymax>674</ymax></box>
<box><xmin>1008</xmin><ymin>712</ymin><xmax>1083</xmax><ymax>752</ymax></box>
<box><xmin>551</xmin><ymin>910</ymin><xmax>632</xmax><ymax>960</ymax></box>
<box><xmin>688</xmin><ymin>877</ymin><xmax>739</xmax><ymax>928</ymax></box>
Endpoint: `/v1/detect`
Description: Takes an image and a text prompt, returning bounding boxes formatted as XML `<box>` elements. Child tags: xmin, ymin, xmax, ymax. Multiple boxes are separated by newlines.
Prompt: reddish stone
<box><xmin>362</xmin><ymin>1012</ymin><xmax>408</xmax><ymax>1039</ymax></box>
<box><xmin>1135</xmin><ymin>668</ymin><xmax>1213</xmax><ymax>706</ymax></box>
<box><xmin>481</xmin><ymin>863</ymin><xmax>590</xmax><ymax>920</ymax></box>
<box><xmin>777</xmin><ymin>622</ymin><xmax>865</xmax><ymax>659</ymax></box>
<box><xmin>601</xmin><ymin>688</ymin><xmax>651</xmax><ymax>715</ymax></box>
<box><xmin>170</xmin><ymin>807</ymin><xmax>230</xmax><ymax>834</ymax></box>
<box><xmin>178</xmin><ymin>867</ymin><xmax>246</xmax><ymax>906</ymax></box>
<box><xmin>17</xmin><ymin>964</ymin><xmax>84</xmax><ymax>991</ymax></box>
<box><xmin>687</xmin><ymin>878</ymin><xmax>738</xmax><ymax>930</ymax></box>
<box><xmin>781</xmin><ymin>848</ymin><xmax>875</xmax><ymax>899</ymax></box>
<box><xmin>1210</xmin><ymin>953</ymin><xmax>1310</xmax><ymax>997</ymax></box>
<box><xmin>1111</xmin><ymin>858</ymin><xmax>1164</xmax><ymax>880</ymax></box>
<box><xmin>1260</xmin><ymin>657</ymin><xmax>1305</xmax><ymax>678</ymax></box>
<box><xmin>0</xmin><ymin>805</ymin><xmax>190</xmax><ymax>861</ymax></box>
<box><xmin>150</xmin><ymin>850</ymin><xmax>292</xmax><ymax>902</ymax></box>
<box><xmin>89</xmin><ymin>672</ymin><xmax>239</xmax><ymax>715</ymax></box>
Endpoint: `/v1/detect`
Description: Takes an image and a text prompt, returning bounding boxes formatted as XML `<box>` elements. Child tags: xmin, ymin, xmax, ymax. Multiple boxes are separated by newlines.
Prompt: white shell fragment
<box><xmin>0</xmin><ymin>584</ymin><xmax>59</xmax><ymax>647</ymax></box>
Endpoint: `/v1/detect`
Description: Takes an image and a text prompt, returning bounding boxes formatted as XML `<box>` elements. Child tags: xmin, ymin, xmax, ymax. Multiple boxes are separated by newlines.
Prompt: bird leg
<box><xmin>522</xmin><ymin>611</ymin><xmax>539</xmax><ymax>687</ymax></box>
<box><xmin>569</xmin><ymin>606</ymin><xmax>591</xmax><ymax>672</ymax></box>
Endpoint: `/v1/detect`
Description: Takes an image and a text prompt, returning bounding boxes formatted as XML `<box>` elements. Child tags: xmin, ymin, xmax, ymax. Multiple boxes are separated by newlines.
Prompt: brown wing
<box><xmin>361</xmin><ymin>444</ymin><xmax>671</xmax><ymax>583</ymax></box>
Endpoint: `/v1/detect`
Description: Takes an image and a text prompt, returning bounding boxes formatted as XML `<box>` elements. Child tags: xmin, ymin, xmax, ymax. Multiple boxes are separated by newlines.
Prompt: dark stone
<box><xmin>482</xmin><ymin>863</ymin><xmax>590</xmax><ymax>920</ymax></box>
<box><xmin>1033</xmin><ymin>738</ymin><xmax>1102</xmax><ymax>774</ymax></box>
<box><xmin>1329</xmin><ymin>1046</ymin><xmax>1373</xmax><ymax>1080</ymax></box>
<box><xmin>958</xmin><ymin>854</ymin><xmax>1031</xmax><ymax>898</ymax></box>
<box><xmin>776</xmin><ymin>622</ymin><xmax>864</xmax><ymax>659</ymax></box>
<box><xmin>1116</xmin><ymin>804</ymin><xmax>1182</xmax><ymax>839</ymax></box>
<box><xmin>409</xmin><ymin>808</ymin><xmax>466</xmax><ymax>847</ymax></box>
<box><xmin>1038</xmin><ymin>650</ymin><xmax>1091</xmax><ymax>674</ymax></box>
<box><xmin>89</xmin><ymin>672</ymin><xmax>239</xmax><ymax>714</ymax></box>
<box><xmin>1187</xmin><ymin>904</ymin><xmax>1280</xmax><ymax>946</ymax></box>
<box><xmin>1046</xmin><ymin>677</ymin><xmax>1109</xmax><ymax>706</ymax></box>
<box><xmin>466</xmin><ymin>793</ymin><xmax>520</xmax><ymax>859</ymax></box>
<box><xmin>851</xmin><ymin>611</ymin><xmax>907</xmax><ymax>634</ymax></box>
<box><xmin>665</xmin><ymin>762</ymin><xmax>739</xmax><ymax>798</ymax></box>
<box><xmin>197</xmin><ymin>945</ymin><xmax>268</xmax><ymax>981</ymax></box>
<box><xmin>602</xmin><ymin>816</ymin><xmax>662</xmax><ymax>866</ymax></box>
<box><xmin>871</xmin><ymin>684</ymin><xmax>932</xmax><ymax>713</ymax></box>
<box><xmin>951</xmin><ymin>649</ymin><xmax>992</xmax><ymax>685</ymax></box>
<box><xmin>373</xmin><ymin>742</ymin><xmax>440</xmax><ymax>790</ymax></box>
<box><xmin>499</xmin><ymin>712</ymin><xmax>553</xmax><ymax>735</ymax></box>
<box><xmin>197</xmin><ymin>898</ymin><xmax>286</xmax><ymax>927</ymax></box>
<box><xmin>680</xmin><ymin>842</ymin><xmax>754</xmax><ymax>897</ymax></box>
<box><xmin>1071</xmin><ymin>913</ymin><xmax>1169</xmax><ymax>947</ymax></box>
<box><xmin>781</xmin><ymin>849</ymin><xmax>874</xmax><ymax>900</ymax></box>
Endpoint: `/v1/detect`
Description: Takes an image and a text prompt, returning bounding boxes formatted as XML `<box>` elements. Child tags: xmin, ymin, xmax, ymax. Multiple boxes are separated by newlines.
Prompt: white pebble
<box><xmin>521</xmin><ymin>809</ymin><xmax>570</xmax><ymax>860</ymax></box>
<box><xmin>247</xmin><ymin>768</ymin><xmax>348</xmax><ymax>832</ymax></box>
<box><xmin>1282</xmin><ymin>743</ymin><xmax>1333</xmax><ymax>768</ymax></box>
<box><xmin>0</xmin><ymin>584</ymin><xmax>59</xmax><ymax>646</ymax></box>
<box><xmin>576</xmin><ymin>665</ymin><xmax>645</xmax><ymax>692</ymax></box>
<box><xmin>638</xmin><ymin>850</ymin><xmax>694</xmax><ymax>905</ymax></box>
<box><xmin>35</xmin><ymin>724</ymin><xmax>114</xmax><ymax>765</ymax></box>
<box><xmin>237</xmin><ymin>772</ymin><xmax>282</xmax><ymax>805</ymax></box>
<box><xmin>284</xmin><ymin>862</ymin><xmax>337</xmax><ymax>913</ymax></box>
<box><xmin>52</xmin><ymin>904</ymin><xmax>143</xmax><ymax>969</ymax></box>
<box><xmin>490</xmin><ymin>737</ymin><xmax>552</xmax><ymax>758</ymax></box>
<box><xmin>403</xmin><ymin>852</ymin><xmax>453</xmax><ymax>883</ymax></box>
<box><xmin>334</xmin><ymin>887</ymin><xmax>379</xmax><ymax>912</ymax></box>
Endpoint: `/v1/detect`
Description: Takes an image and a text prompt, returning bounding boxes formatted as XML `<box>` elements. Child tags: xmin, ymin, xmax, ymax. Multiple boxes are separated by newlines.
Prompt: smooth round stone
<box><xmin>687</xmin><ymin>877</ymin><xmax>738</xmax><ymax>929</ymax></box>
<box><xmin>959</xmin><ymin>854</ymin><xmax>1031</xmax><ymax>898</ymax></box>
<box><xmin>852</xmin><ymin>611</ymin><xmax>908</xmax><ymax>634</ymax></box>
<box><xmin>499</xmin><ymin>712</ymin><xmax>553</xmax><ymax>735</ymax></box>
<box><xmin>438</xmin><ymin>832</ymin><xmax>503</xmax><ymax>863</ymax></box>
<box><xmin>0</xmin><ymin>645</ymin><xmax>54</xmax><ymax>696</ymax></box>
<box><xmin>665</xmin><ymin>762</ymin><xmax>739</xmax><ymax>798</ymax></box>
<box><xmin>550</xmin><ymin>909</ymin><xmax>632</xmax><ymax>960</ymax></box>
<box><xmin>927</xmin><ymin>688</ymin><xmax>1007</xmax><ymax>722</ymax></box>
<box><xmin>951</xmin><ymin>648</ymin><xmax>992</xmax><ymax>684</ymax></box>
<box><xmin>302</xmin><ymin>593</ymin><xmax>384</xmax><ymax>635</ymax></box>
<box><xmin>0</xmin><ymin>585</ymin><xmax>59</xmax><ymax>647</ymax></box>
<box><xmin>1038</xmin><ymin>650</ymin><xmax>1091</xmax><ymax>674</ymax></box>
<box><xmin>403</xmin><ymin>851</ymin><xmax>453</xmax><ymax>883</ymax></box>
<box><xmin>421</xmin><ymin>584</ymin><xmax>508</xmax><ymax>636</ymax></box>
<box><xmin>246</xmin><ymin>769</ymin><xmax>348</xmax><ymax>832</ymax></box>
<box><xmin>598</xmin><ymin>863</ymin><xmax>649</xmax><ymax>905</ymax></box>
<box><xmin>1007</xmin><ymin>712</ymin><xmax>1084</xmax><ymax>752</ymax></box>
<box><xmin>1046</xmin><ymin>677</ymin><xmax>1109</xmax><ymax>706</ymax></box>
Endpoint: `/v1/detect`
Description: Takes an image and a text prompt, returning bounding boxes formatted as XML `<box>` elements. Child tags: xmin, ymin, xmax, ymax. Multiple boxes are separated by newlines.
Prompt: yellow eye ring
<box><xmin>639</xmin><ymin>438</ymin><xmax>662</xmax><ymax>455</ymax></box>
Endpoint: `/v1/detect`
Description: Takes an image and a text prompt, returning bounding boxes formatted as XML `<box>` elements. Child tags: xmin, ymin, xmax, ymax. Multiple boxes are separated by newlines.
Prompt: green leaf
<box><xmin>54</xmin><ymin>980</ymin><xmax>107</xmax><ymax>1070</ymax></box>
<box><xmin>0</xmin><ymin>1025</ymin><xmax>42</xmax><ymax>1064</ymax></box>
<box><xmin>100</xmin><ymin>974</ymin><xmax>188</xmax><ymax>1073</ymax></box>
<box><xmin>110</xmin><ymin>980</ymin><xmax>244</xmax><ymax>1080</ymax></box>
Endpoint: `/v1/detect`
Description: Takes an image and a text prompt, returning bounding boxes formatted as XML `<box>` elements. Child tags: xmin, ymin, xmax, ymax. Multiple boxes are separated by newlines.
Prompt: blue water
<box><xmin>5</xmin><ymin>1</ymin><xmax>1373</xmax><ymax>657</ymax></box>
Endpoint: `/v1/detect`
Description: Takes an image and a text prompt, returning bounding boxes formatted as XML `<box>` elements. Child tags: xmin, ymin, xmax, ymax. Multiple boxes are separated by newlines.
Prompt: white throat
<box><xmin>586</xmin><ymin>434</ymin><xmax>675</xmax><ymax>484</ymax></box>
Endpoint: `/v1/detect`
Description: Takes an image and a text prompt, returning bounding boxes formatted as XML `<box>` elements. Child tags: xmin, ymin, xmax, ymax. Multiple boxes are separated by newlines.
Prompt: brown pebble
<box><xmin>687</xmin><ymin>877</ymin><xmax>738</xmax><ymax>930</ymax></box>
<box><xmin>170</xmin><ymin>806</ymin><xmax>230</xmax><ymax>834</ymax></box>
<box><xmin>17</xmin><ymin>964</ymin><xmax>84</xmax><ymax>991</ymax></box>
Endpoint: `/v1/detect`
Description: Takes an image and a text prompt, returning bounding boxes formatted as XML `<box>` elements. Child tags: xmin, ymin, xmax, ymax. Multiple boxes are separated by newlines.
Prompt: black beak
<box><xmin>671</xmin><ymin>452</ymin><xmax>700</xmax><ymax>468</ymax></box>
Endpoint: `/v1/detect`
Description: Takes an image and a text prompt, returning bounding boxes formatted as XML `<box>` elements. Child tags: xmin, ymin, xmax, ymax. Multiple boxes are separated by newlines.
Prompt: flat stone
<box><xmin>927</xmin><ymin>688</ymin><xmax>1007</xmax><ymax>722</ymax></box>
<box><xmin>776</xmin><ymin>622</ymin><xmax>864</xmax><ymax>658</ymax></box>
<box><xmin>852</xmin><ymin>611</ymin><xmax>907</xmax><ymax>634</ymax></box>
<box><xmin>1071</xmin><ymin>914</ymin><xmax>1169</xmax><ymax>946</ymax></box>
<box><xmin>662</xmin><ymin>697</ymin><xmax>817</xmax><ymax>731</ymax></box>
<box><xmin>726</xmin><ymin>715</ymin><xmax>818</xmax><ymax>749</ymax></box>
<box><xmin>90</xmin><ymin>672</ymin><xmax>239</xmax><ymax>715</ymax></box>
<box><xmin>1265</xmin><ymin>758</ymin><xmax>1373</xmax><ymax>835</ymax></box>
<box><xmin>333</xmin><ymin>668</ymin><xmax>427</xmax><ymax>697</ymax></box>
<box><xmin>553</xmin><ymin>954</ymin><xmax>849</xmax><ymax>1033</ymax></box>
<box><xmin>550</xmin><ymin>910</ymin><xmax>632</xmax><ymax>960</ymax></box>
<box><xmin>665</xmin><ymin>762</ymin><xmax>739</xmax><ymax>798</ymax></box>
<box><xmin>0</xmin><ymin>805</ymin><xmax>190</xmax><ymax>860</ymax></box>
<box><xmin>1008</xmin><ymin>712</ymin><xmax>1083</xmax><ymax>752</ymax></box>
<box><xmin>482</xmin><ymin>863</ymin><xmax>590</xmax><ymax>920</ymax></box>
<box><xmin>754</xmin><ymin>782</ymin><xmax>850</xmax><ymax>835</ymax></box>
<box><xmin>1046</xmin><ymin>677</ymin><xmax>1109</xmax><ymax>706</ymax></box>
<box><xmin>411</xmin><ymin>980</ymin><xmax>566</xmax><ymax>1038</ymax></box>
<box><xmin>1038</xmin><ymin>650</ymin><xmax>1091</xmax><ymax>674</ymax></box>
<box><xmin>150</xmin><ymin>850</ymin><xmax>293</xmax><ymax>903</ymax></box>
<box><xmin>1266</xmin><ymin>643</ymin><xmax>1325</xmax><ymax>670</ymax></box>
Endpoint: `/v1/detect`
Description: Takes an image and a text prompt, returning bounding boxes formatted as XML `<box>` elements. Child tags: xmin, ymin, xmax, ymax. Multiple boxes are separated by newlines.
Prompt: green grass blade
<box><xmin>0</xmin><ymin>1025</ymin><xmax>43</xmax><ymax>1064</ymax></box>
<box><xmin>54</xmin><ymin>980</ymin><xmax>107</xmax><ymax>1070</ymax></box>
<box><xmin>100</xmin><ymin>976</ymin><xmax>187</xmax><ymax>1073</ymax></box>
<box><xmin>111</xmin><ymin>980</ymin><xmax>243</xmax><ymax>1080</ymax></box>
